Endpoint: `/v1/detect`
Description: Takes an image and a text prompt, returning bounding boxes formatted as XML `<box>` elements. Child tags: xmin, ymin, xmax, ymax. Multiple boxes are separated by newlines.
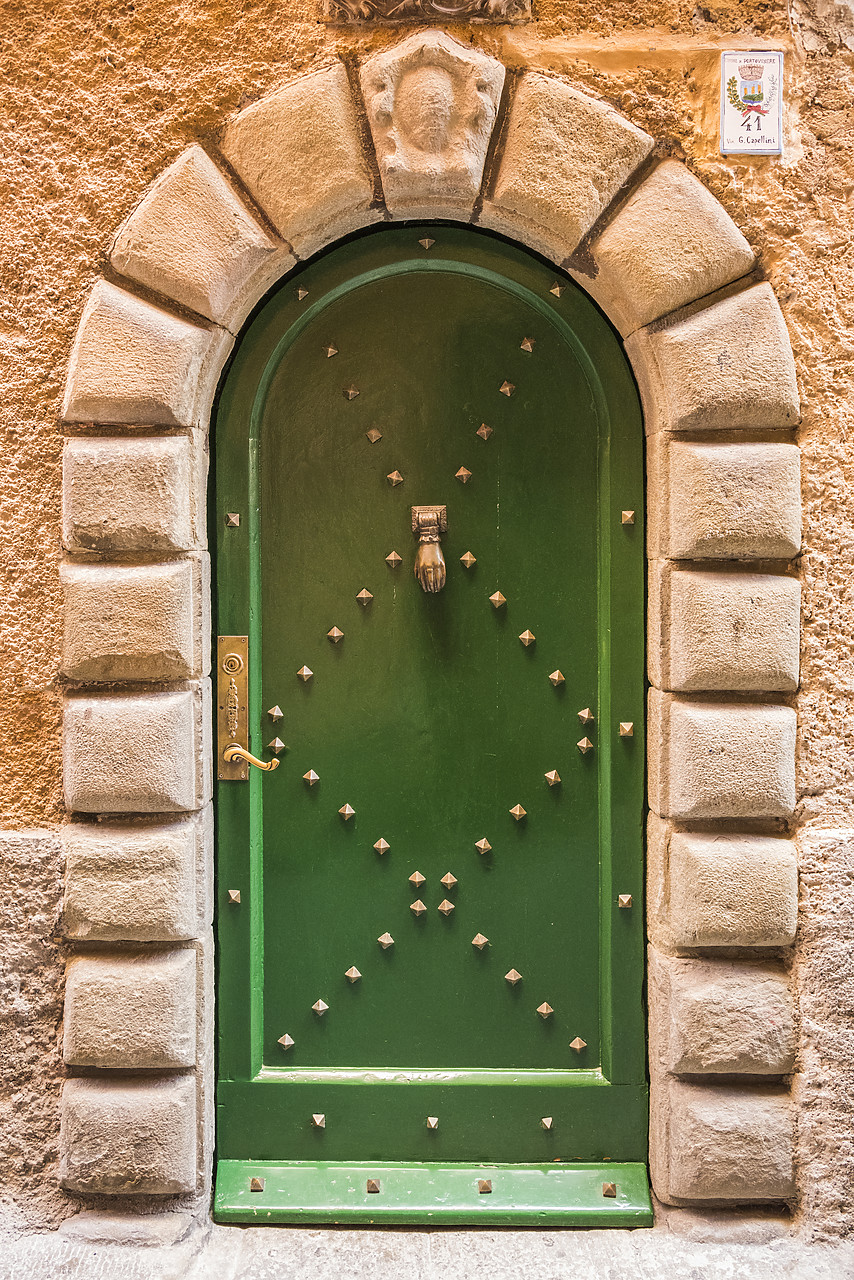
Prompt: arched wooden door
<box><xmin>213</xmin><ymin>225</ymin><xmax>650</xmax><ymax>1225</ymax></box>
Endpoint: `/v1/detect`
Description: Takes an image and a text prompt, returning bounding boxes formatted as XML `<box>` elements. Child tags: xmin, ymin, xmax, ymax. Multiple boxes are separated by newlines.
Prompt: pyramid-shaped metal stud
<box><xmin>509</xmin><ymin>804</ymin><xmax>527</xmax><ymax>821</ymax></box>
<box><xmin>296</xmin><ymin>287</ymin><xmax>309</xmax><ymax>300</ymax></box>
<box><xmin>499</xmin><ymin>381</ymin><xmax>515</xmax><ymax>396</ymax></box>
<box><xmin>475</xmin><ymin>838</ymin><xmax>492</xmax><ymax>855</ymax></box>
<box><xmin>505</xmin><ymin>968</ymin><xmax>522</xmax><ymax>986</ymax></box>
<box><xmin>440</xmin><ymin>872</ymin><xmax>458</xmax><ymax>890</ymax></box>
<box><xmin>303</xmin><ymin>769</ymin><xmax>320</xmax><ymax>786</ymax></box>
<box><xmin>472</xmin><ymin>933</ymin><xmax>489</xmax><ymax>950</ymax></box>
<box><xmin>297</xmin><ymin>665</ymin><xmax>313</xmax><ymax>682</ymax></box>
<box><xmin>311</xmin><ymin>1113</ymin><xmax>326</xmax><ymax>1128</ymax></box>
<box><xmin>578</xmin><ymin>707</ymin><xmax>595</xmax><ymax>724</ymax></box>
<box><xmin>366</xmin><ymin>427</ymin><xmax>383</xmax><ymax>444</ymax></box>
<box><xmin>225</xmin><ymin>512</ymin><xmax>240</xmax><ymax>527</ymax></box>
<box><xmin>324</xmin><ymin>344</ymin><xmax>338</xmax><ymax>358</ymax></box>
<box><xmin>476</xmin><ymin>423</ymin><xmax>493</xmax><ymax>441</ymax></box>
<box><xmin>478</xmin><ymin>1179</ymin><xmax>492</xmax><ymax>1194</ymax></box>
<box><xmin>549</xmin><ymin>670</ymin><xmax>565</xmax><ymax>687</ymax></box>
<box><xmin>387</xmin><ymin>471</ymin><xmax>404</xmax><ymax>487</ymax></box>
<box><xmin>344</xmin><ymin>385</ymin><xmax>359</xmax><ymax>400</ymax></box>
<box><xmin>268</xmin><ymin>705</ymin><xmax>283</xmax><ymax>721</ymax></box>
<box><xmin>373</xmin><ymin>838</ymin><xmax>390</xmax><ymax>855</ymax></box>
<box><xmin>570</xmin><ymin>1036</ymin><xmax>587</xmax><ymax>1052</ymax></box>
<box><xmin>621</xmin><ymin>510</ymin><xmax>635</xmax><ymax>525</ymax></box>
<box><xmin>544</xmin><ymin>770</ymin><xmax>561</xmax><ymax>787</ymax></box>
<box><xmin>385</xmin><ymin>551</ymin><xmax>402</xmax><ymax>567</ymax></box>
<box><xmin>327</xmin><ymin>626</ymin><xmax>344</xmax><ymax>643</ymax></box>
<box><xmin>537</xmin><ymin>1002</ymin><xmax>554</xmax><ymax>1019</ymax></box>
<box><xmin>410</xmin><ymin>899</ymin><xmax>427</xmax><ymax>917</ymax></box>
<box><xmin>577</xmin><ymin>738</ymin><xmax>594</xmax><ymax>754</ymax></box>
<box><xmin>250</xmin><ymin>1176</ymin><xmax>266</xmax><ymax>1191</ymax></box>
<box><xmin>366</xmin><ymin>1178</ymin><xmax>381</xmax><ymax>1193</ymax></box>
<box><xmin>460</xmin><ymin>551</ymin><xmax>477</xmax><ymax>569</ymax></box>
<box><xmin>618</xmin><ymin>894</ymin><xmax>633</xmax><ymax>909</ymax></box>
<box><xmin>619</xmin><ymin>722</ymin><xmax>634</xmax><ymax>737</ymax></box>
<box><xmin>540</xmin><ymin>1116</ymin><xmax>554</xmax><ymax>1131</ymax></box>
<box><xmin>520</xmin><ymin>337</ymin><xmax>535</xmax><ymax>352</ymax></box>
<box><xmin>339</xmin><ymin>803</ymin><xmax>355</xmax><ymax>820</ymax></box>
<box><xmin>268</xmin><ymin>737</ymin><xmax>286</xmax><ymax>755</ymax></box>
<box><xmin>278</xmin><ymin>1033</ymin><xmax>295</xmax><ymax>1050</ymax></box>
<box><xmin>418</xmin><ymin>237</ymin><xmax>435</xmax><ymax>250</ymax></box>
<box><xmin>345</xmin><ymin>966</ymin><xmax>361</xmax><ymax>983</ymax></box>
<box><xmin>489</xmin><ymin>591</ymin><xmax>506</xmax><ymax>608</ymax></box>
<box><xmin>377</xmin><ymin>932</ymin><xmax>395</xmax><ymax>950</ymax></box>
<box><xmin>438</xmin><ymin>899</ymin><xmax>455</xmax><ymax>916</ymax></box>
<box><xmin>550</xmin><ymin>282</ymin><xmax>565</xmax><ymax>297</ymax></box>
<box><xmin>426</xmin><ymin>1116</ymin><xmax>439</xmax><ymax>1130</ymax></box>
<box><xmin>312</xmin><ymin>999</ymin><xmax>329</xmax><ymax>1016</ymax></box>
<box><xmin>356</xmin><ymin>589</ymin><xmax>373</xmax><ymax>605</ymax></box>
<box><xmin>456</xmin><ymin>466</ymin><xmax>472</xmax><ymax>484</ymax></box>
<box><xmin>409</xmin><ymin>871</ymin><xmax>426</xmax><ymax>888</ymax></box>
<box><xmin>228</xmin><ymin>889</ymin><xmax>241</xmax><ymax>904</ymax></box>
<box><xmin>602</xmin><ymin>1182</ymin><xmax>617</xmax><ymax>1198</ymax></box>
<box><xmin>519</xmin><ymin>630</ymin><xmax>536</xmax><ymax>647</ymax></box>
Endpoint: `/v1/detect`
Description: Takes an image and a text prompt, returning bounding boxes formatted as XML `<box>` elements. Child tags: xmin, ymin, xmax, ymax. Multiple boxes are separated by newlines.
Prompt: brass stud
<box><xmin>460</xmin><ymin>551</ymin><xmax>477</xmax><ymax>569</ymax></box>
<box><xmin>339</xmin><ymin>803</ymin><xmax>355</xmax><ymax>820</ymax></box>
<box><xmin>268</xmin><ymin>737</ymin><xmax>286</xmax><ymax>755</ymax></box>
<box><xmin>472</xmin><ymin>933</ymin><xmax>489</xmax><ymax>950</ymax></box>
<box><xmin>544</xmin><ymin>770</ymin><xmax>561</xmax><ymax>786</ymax></box>
<box><xmin>250</xmin><ymin>1176</ymin><xmax>265</xmax><ymax>1192</ymax></box>
<box><xmin>570</xmin><ymin>1036</ymin><xmax>587</xmax><ymax>1052</ymax></box>
<box><xmin>228</xmin><ymin>889</ymin><xmax>241</xmax><ymax>904</ymax></box>
<box><xmin>373</xmin><ymin>838</ymin><xmax>390</xmax><ymax>855</ymax></box>
<box><xmin>456</xmin><ymin>466</ymin><xmax>472</xmax><ymax>484</ymax></box>
<box><xmin>366</xmin><ymin>1178</ymin><xmax>381</xmax><ymax>1194</ymax></box>
<box><xmin>385</xmin><ymin>551</ymin><xmax>402</xmax><ymax>567</ymax></box>
<box><xmin>476</xmin><ymin>423</ymin><xmax>493</xmax><ymax>441</ymax></box>
<box><xmin>520</xmin><ymin>337</ymin><xmax>535</xmax><ymax>352</ymax></box>
<box><xmin>426</xmin><ymin>1116</ymin><xmax>439</xmax><ymax>1130</ymax></box>
<box><xmin>378</xmin><ymin>932</ymin><xmax>395</xmax><ymax>950</ymax></box>
<box><xmin>619</xmin><ymin>721</ymin><xmax>634</xmax><ymax>737</ymax></box>
<box><xmin>505</xmin><ymin>968</ymin><xmax>522</xmax><ymax>986</ymax></box>
<box><xmin>438</xmin><ymin>899</ymin><xmax>455</xmax><ymax>916</ymax></box>
<box><xmin>419</xmin><ymin>237</ymin><xmax>435</xmax><ymax>250</ymax></box>
<box><xmin>324</xmin><ymin>344</ymin><xmax>338</xmax><ymax>358</ymax></box>
<box><xmin>387</xmin><ymin>471</ymin><xmax>404</xmax><ymax>487</ymax></box>
<box><xmin>327</xmin><ymin>626</ymin><xmax>344</xmax><ymax>643</ymax></box>
<box><xmin>509</xmin><ymin>804</ymin><xmax>526</xmax><ymax>820</ymax></box>
<box><xmin>409</xmin><ymin>870</ymin><xmax>426</xmax><ymax>889</ymax></box>
<box><xmin>519</xmin><ymin>630</ymin><xmax>536</xmax><ymax>647</ymax></box>
<box><xmin>296</xmin><ymin>287</ymin><xmax>309</xmax><ymax>301</ymax></box>
<box><xmin>366</xmin><ymin>427</ymin><xmax>383</xmax><ymax>444</ymax></box>
<box><xmin>489</xmin><ymin>591</ymin><xmax>506</xmax><ymax>608</ymax></box>
<box><xmin>225</xmin><ymin>512</ymin><xmax>240</xmax><ymax>527</ymax></box>
<box><xmin>345</xmin><ymin>966</ymin><xmax>361</xmax><ymax>983</ymax></box>
<box><xmin>550</xmin><ymin>282</ymin><xmax>565</xmax><ymax>297</ymax></box>
<box><xmin>577</xmin><ymin>738</ymin><xmax>594</xmax><ymax>754</ymax></box>
<box><xmin>537</xmin><ymin>1002</ymin><xmax>554</xmax><ymax>1019</ymax></box>
<box><xmin>357</xmin><ymin>588</ymin><xmax>373</xmax><ymax>605</ymax></box>
<box><xmin>297</xmin><ymin>665</ymin><xmax>313</xmax><ymax>682</ymax></box>
<box><xmin>478</xmin><ymin>1179</ymin><xmax>492</xmax><ymax>1194</ymax></box>
<box><xmin>312</xmin><ymin>999</ymin><xmax>329</xmax><ymax>1016</ymax></box>
<box><xmin>578</xmin><ymin>707</ymin><xmax>595</xmax><ymax>724</ymax></box>
<box><xmin>344</xmin><ymin>386</ymin><xmax>359</xmax><ymax>400</ymax></box>
<box><xmin>278</xmin><ymin>1033</ymin><xmax>295</xmax><ymax>1050</ymax></box>
<box><xmin>499</xmin><ymin>381</ymin><xmax>515</xmax><ymax>396</ymax></box>
<box><xmin>540</xmin><ymin>1116</ymin><xmax>554</xmax><ymax>1130</ymax></box>
<box><xmin>440</xmin><ymin>872</ymin><xmax>458</xmax><ymax>890</ymax></box>
<box><xmin>303</xmin><ymin>769</ymin><xmax>320</xmax><ymax>786</ymax></box>
<box><xmin>549</xmin><ymin>670</ymin><xmax>565</xmax><ymax>686</ymax></box>
<box><xmin>603</xmin><ymin>1182</ymin><xmax>617</xmax><ymax>1198</ymax></box>
<box><xmin>618</xmin><ymin>894</ymin><xmax>633</xmax><ymax>909</ymax></box>
<box><xmin>311</xmin><ymin>1113</ymin><xmax>326</xmax><ymax>1128</ymax></box>
<box><xmin>621</xmin><ymin>510</ymin><xmax>635</xmax><ymax>525</ymax></box>
<box><xmin>410</xmin><ymin>899</ymin><xmax>427</xmax><ymax>917</ymax></box>
<box><xmin>268</xmin><ymin>705</ymin><xmax>283</xmax><ymax>721</ymax></box>
<box><xmin>475</xmin><ymin>838</ymin><xmax>492</xmax><ymax>855</ymax></box>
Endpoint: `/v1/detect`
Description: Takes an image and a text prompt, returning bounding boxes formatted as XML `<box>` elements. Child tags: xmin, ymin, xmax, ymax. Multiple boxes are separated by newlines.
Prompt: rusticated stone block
<box><xmin>111</xmin><ymin>145</ymin><xmax>293</xmax><ymax>330</ymax></box>
<box><xmin>648</xmin><ymin>563</ymin><xmax>800</xmax><ymax>692</ymax></box>
<box><xmin>64</xmin><ymin>684</ymin><xmax>211</xmax><ymax>814</ymax></box>
<box><xmin>626</xmin><ymin>284</ymin><xmax>799</xmax><ymax>433</ymax></box>
<box><xmin>480</xmin><ymin>73</ymin><xmax>653</xmax><ymax>264</ymax></box>
<box><xmin>63</xmin><ymin>809</ymin><xmax>210</xmax><ymax>942</ymax></box>
<box><xmin>648</xmin><ymin>691</ymin><xmax>796</xmax><ymax>820</ymax></box>
<box><xmin>221</xmin><ymin>63</ymin><xmax>379</xmax><ymax>259</ymax></box>
<box><xmin>651</xmin><ymin>1077</ymin><xmax>794</xmax><ymax>1204</ymax></box>
<box><xmin>572</xmin><ymin>161</ymin><xmax>755</xmax><ymax>335</ymax></box>
<box><xmin>647</xmin><ymin>438</ymin><xmax>802</xmax><ymax>562</ymax></box>
<box><xmin>361</xmin><ymin>32</ymin><xmax>504</xmax><ymax>220</ymax></box>
<box><xmin>63</xmin><ymin>279</ymin><xmax>232</xmax><ymax>429</ymax></box>
<box><xmin>62</xmin><ymin>435</ymin><xmax>205</xmax><ymax>554</ymax></box>
<box><xmin>60</xmin><ymin>1076</ymin><xmax>197</xmax><ymax>1194</ymax></box>
<box><xmin>649</xmin><ymin>949</ymin><xmax>795</xmax><ymax>1075</ymax></box>
<box><xmin>61</xmin><ymin>555</ymin><xmax>210</xmax><ymax>682</ymax></box>
<box><xmin>63</xmin><ymin>950</ymin><xmax>197</xmax><ymax>1068</ymax></box>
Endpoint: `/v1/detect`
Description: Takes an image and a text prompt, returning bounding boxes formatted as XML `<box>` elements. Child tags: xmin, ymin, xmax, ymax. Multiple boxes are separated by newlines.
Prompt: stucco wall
<box><xmin>1</xmin><ymin>0</ymin><xmax>853</xmax><ymax>1238</ymax></box>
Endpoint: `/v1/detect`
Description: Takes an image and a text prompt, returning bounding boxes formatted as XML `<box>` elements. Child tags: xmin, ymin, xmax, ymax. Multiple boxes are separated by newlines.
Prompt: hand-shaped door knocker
<box><xmin>412</xmin><ymin>505</ymin><xmax>448</xmax><ymax>593</ymax></box>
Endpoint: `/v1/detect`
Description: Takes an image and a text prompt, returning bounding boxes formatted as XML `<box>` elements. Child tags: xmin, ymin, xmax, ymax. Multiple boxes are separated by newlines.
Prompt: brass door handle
<box><xmin>223</xmin><ymin>743</ymin><xmax>280</xmax><ymax>772</ymax></box>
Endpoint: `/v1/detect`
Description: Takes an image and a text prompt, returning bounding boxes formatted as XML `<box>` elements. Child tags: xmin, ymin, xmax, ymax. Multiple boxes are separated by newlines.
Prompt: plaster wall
<box><xmin>1</xmin><ymin>0</ymin><xmax>853</xmax><ymax>1240</ymax></box>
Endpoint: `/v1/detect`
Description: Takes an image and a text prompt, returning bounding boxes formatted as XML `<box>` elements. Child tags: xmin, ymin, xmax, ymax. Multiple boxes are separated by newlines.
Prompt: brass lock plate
<box><xmin>218</xmin><ymin>636</ymin><xmax>249</xmax><ymax>781</ymax></box>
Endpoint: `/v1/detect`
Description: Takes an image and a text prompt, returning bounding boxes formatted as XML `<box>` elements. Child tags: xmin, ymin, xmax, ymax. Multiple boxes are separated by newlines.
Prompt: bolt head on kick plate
<box><xmin>438</xmin><ymin>898</ymin><xmax>455</xmax><ymax>916</ymax></box>
<box><xmin>297</xmin><ymin>665</ymin><xmax>313</xmax><ymax>682</ymax></box>
<box><xmin>410</xmin><ymin>899</ymin><xmax>427</xmax><ymax>916</ymax></box>
<box><xmin>311</xmin><ymin>999</ymin><xmax>329</xmax><ymax>1016</ymax></box>
<box><xmin>549</xmin><ymin>670</ymin><xmax>565</xmax><ymax>686</ymax></box>
<box><xmin>278</xmin><ymin>1033</ymin><xmax>295</xmax><ymax>1050</ymax></box>
<box><xmin>603</xmin><ymin>1182</ymin><xmax>617</xmax><ymax>1198</ymax></box>
<box><xmin>311</xmin><ymin>1113</ymin><xmax>326</xmax><ymax>1128</ymax></box>
<box><xmin>570</xmin><ymin>1036</ymin><xmax>588</xmax><ymax>1052</ymax></box>
<box><xmin>366</xmin><ymin>1178</ymin><xmax>381</xmax><ymax>1193</ymax></box>
<box><xmin>544</xmin><ymin>770</ymin><xmax>561</xmax><ymax>786</ymax></box>
<box><xmin>472</xmin><ymin>933</ymin><xmax>489</xmax><ymax>950</ymax></box>
<box><xmin>509</xmin><ymin>804</ymin><xmax>526</xmax><ymax>821</ymax></box>
<box><xmin>339</xmin><ymin>803</ymin><xmax>355</xmax><ymax>820</ymax></box>
<box><xmin>250</xmin><ymin>1176</ymin><xmax>265</xmax><ymax>1192</ymax></box>
<box><xmin>519</xmin><ymin>630</ymin><xmax>536</xmax><ymax>646</ymax></box>
<box><xmin>356</xmin><ymin>588</ymin><xmax>373</xmax><ymax>605</ymax></box>
<box><xmin>537</xmin><ymin>1002</ymin><xmax>554</xmax><ymax>1019</ymax></box>
<box><xmin>327</xmin><ymin>626</ymin><xmax>344</xmax><ymax>643</ymax></box>
<box><xmin>303</xmin><ymin>769</ymin><xmax>320</xmax><ymax>786</ymax></box>
<box><xmin>475</xmin><ymin>838</ymin><xmax>492</xmax><ymax>855</ymax></box>
<box><xmin>345</xmin><ymin>966</ymin><xmax>361</xmax><ymax>983</ymax></box>
<box><xmin>489</xmin><ymin>591</ymin><xmax>506</xmax><ymax>608</ymax></box>
<box><xmin>478</xmin><ymin>1179</ymin><xmax>493</xmax><ymax>1194</ymax></box>
<box><xmin>505</xmin><ymin>968</ymin><xmax>522</xmax><ymax>986</ymax></box>
<box><xmin>378</xmin><ymin>932</ymin><xmax>395</xmax><ymax>950</ymax></box>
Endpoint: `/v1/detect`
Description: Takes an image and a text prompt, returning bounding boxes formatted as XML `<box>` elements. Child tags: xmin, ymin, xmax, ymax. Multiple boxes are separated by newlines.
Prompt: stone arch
<box><xmin>58</xmin><ymin>31</ymin><xmax>802</xmax><ymax>1216</ymax></box>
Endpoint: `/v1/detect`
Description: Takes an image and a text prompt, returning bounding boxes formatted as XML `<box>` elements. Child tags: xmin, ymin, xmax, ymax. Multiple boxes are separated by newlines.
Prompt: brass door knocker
<box><xmin>412</xmin><ymin>505</ymin><xmax>448</xmax><ymax>593</ymax></box>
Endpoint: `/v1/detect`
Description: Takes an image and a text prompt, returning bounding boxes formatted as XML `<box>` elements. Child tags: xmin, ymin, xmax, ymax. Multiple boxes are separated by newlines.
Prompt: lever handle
<box><xmin>223</xmin><ymin>743</ymin><xmax>280</xmax><ymax>772</ymax></box>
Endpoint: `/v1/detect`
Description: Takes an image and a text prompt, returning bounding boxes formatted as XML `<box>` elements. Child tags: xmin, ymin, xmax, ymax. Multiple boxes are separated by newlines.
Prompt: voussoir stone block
<box><xmin>651</xmin><ymin>1077</ymin><xmax>794</xmax><ymax>1204</ymax></box>
<box><xmin>63</xmin><ymin>808</ymin><xmax>210</xmax><ymax>941</ymax></box>
<box><xmin>649</xmin><ymin>948</ymin><xmax>795</xmax><ymax>1075</ymax></box>
<box><xmin>64</xmin><ymin>684</ymin><xmax>211</xmax><ymax>814</ymax></box>
<box><xmin>480</xmin><ymin>73</ymin><xmax>653</xmax><ymax>264</ymax></box>
<box><xmin>111</xmin><ymin>145</ymin><xmax>293</xmax><ymax>331</ymax></box>
<box><xmin>571</xmin><ymin>161</ymin><xmax>755</xmax><ymax>336</ymax></box>
<box><xmin>63</xmin><ymin>950</ymin><xmax>197</xmax><ymax>1068</ymax></box>
<box><xmin>61</xmin><ymin>555</ymin><xmax>210</xmax><ymax>682</ymax></box>
<box><xmin>649</xmin><ymin>563</ymin><xmax>800</xmax><ymax>692</ymax></box>
<box><xmin>361</xmin><ymin>31</ymin><xmax>504</xmax><ymax>220</ymax></box>
<box><xmin>221</xmin><ymin>63</ymin><xmax>379</xmax><ymax>259</ymax></box>
<box><xmin>60</xmin><ymin>1076</ymin><xmax>197</xmax><ymax>1194</ymax></box>
<box><xmin>648</xmin><ymin>691</ymin><xmax>796</xmax><ymax>820</ymax></box>
<box><xmin>626</xmin><ymin>283</ymin><xmax>799</xmax><ymax>433</ymax></box>
<box><xmin>647</xmin><ymin>438</ymin><xmax>802</xmax><ymax>561</ymax></box>
<box><xmin>63</xmin><ymin>279</ymin><xmax>232</xmax><ymax>429</ymax></box>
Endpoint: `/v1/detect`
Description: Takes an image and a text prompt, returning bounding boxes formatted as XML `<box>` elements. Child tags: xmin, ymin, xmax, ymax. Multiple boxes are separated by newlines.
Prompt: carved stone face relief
<box><xmin>360</xmin><ymin>31</ymin><xmax>505</xmax><ymax>217</ymax></box>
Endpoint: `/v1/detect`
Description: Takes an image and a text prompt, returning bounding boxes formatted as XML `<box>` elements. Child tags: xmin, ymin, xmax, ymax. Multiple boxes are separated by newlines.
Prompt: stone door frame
<box><xmin>58</xmin><ymin>31</ymin><xmax>802</xmax><ymax>1216</ymax></box>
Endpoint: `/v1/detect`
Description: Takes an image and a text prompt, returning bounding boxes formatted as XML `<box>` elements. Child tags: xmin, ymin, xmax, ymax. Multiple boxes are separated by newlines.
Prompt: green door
<box><xmin>213</xmin><ymin>226</ymin><xmax>650</xmax><ymax>1226</ymax></box>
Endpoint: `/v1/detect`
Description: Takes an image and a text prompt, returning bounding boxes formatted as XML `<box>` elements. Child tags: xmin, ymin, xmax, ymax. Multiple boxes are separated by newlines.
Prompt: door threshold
<box><xmin>214</xmin><ymin>1160</ymin><xmax>653</xmax><ymax>1226</ymax></box>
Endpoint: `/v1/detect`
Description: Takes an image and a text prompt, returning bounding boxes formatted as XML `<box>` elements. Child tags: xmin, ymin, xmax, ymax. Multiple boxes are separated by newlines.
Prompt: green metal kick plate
<box><xmin>214</xmin><ymin>1160</ymin><xmax>653</xmax><ymax>1227</ymax></box>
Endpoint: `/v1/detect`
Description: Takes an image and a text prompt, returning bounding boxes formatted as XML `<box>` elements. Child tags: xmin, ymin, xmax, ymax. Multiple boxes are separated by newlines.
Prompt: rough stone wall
<box><xmin>1</xmin><ymin>0</ymin><xmax>853</xmax><ymax>1239</ymax></box>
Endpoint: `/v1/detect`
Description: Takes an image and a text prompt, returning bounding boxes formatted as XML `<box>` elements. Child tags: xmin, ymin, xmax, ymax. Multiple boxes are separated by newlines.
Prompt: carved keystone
<box><xmin>361</xmin><ymin>31</ymin><xmax>504</xmax><ymax>220</ymax></box>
